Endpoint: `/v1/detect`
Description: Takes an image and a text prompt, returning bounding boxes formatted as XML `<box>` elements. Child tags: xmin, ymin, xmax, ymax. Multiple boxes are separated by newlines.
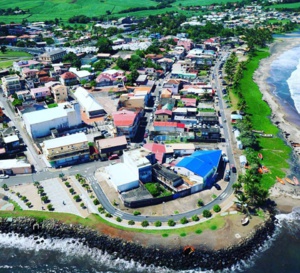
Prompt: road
<box><xmin>0</xmin><ymin>50</ymin><xmax>237</xmax><ymax>224</ymax></box>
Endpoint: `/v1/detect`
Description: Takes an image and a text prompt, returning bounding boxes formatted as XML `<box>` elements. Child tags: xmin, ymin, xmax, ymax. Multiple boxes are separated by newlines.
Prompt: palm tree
<box><xmin>232</xmin><ymin>182</ymin><xmax>242</xmax><ymax>193</ymax></box>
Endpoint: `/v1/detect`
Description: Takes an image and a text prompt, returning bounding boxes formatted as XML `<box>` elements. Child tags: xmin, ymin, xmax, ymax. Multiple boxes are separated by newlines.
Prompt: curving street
<box><xmin>0</xmin><ymin>50</ymin><xmax>238</xmax><ymax>224</ymax></box>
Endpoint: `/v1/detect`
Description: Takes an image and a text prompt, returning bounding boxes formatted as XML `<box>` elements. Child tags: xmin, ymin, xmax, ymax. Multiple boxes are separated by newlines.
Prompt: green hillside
<box><xmin>0</xmin><ymin>0</ymin><xmax>241</xmax><ymax>23</ymax></box>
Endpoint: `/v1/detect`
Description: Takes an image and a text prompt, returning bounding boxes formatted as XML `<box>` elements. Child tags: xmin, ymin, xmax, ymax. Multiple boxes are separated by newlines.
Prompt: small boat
<box><xmin>284</xmin><ymin>177</ymin><xmax>295</xmax><ymax>185</ymax></box>
<box><xmin>262</xmin><ymin>166</ymin><xmax>269</xmax><ymax>173</ymax></box>
<box><xmin>276</xmin><ymin>176</ymin><xmax>285</xmax><ymax>185</ymax></box>
<box><xmin>183</xmin><ymin>246</ymin><xmax>195</xmax><ymax>255</ymax></box>
<box><xmin>258</xmin><ymin>153</ymin><xmax>263</xmax><ymax>160</ymax></box>
<box><xmin>241</xmin><ymin>217</ymin><xmax>249</xmax><ymax>225</ymax></box>
<box><xmin>293</xmin><ymin>176</ymin><xmax>300</xmax><ymax>186</ymax></box>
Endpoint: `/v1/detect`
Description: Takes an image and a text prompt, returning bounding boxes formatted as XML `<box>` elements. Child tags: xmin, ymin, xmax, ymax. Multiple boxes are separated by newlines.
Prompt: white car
<box><xmin>0</xmin><ymin>174</ymin><xmax>9</xmax><ymax>179</ymax></box>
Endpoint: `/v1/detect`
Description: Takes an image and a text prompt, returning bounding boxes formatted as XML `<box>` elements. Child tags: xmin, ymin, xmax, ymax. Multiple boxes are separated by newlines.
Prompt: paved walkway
<box><xmin>40</xmin><ymin>179</ymin><xmax>82</xmax><ymax>216</ymax></box>
<box><xmin>0</xmin><ymin>188</ymin><xmax>28</xmax><ymax>210</ymax></box>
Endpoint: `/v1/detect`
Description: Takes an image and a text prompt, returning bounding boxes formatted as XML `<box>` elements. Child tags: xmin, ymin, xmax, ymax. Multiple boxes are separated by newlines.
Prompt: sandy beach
<box><xmin>254</xmin><ymin>38</ymin><xmax>300</xmax><ymax>156</ymax></box>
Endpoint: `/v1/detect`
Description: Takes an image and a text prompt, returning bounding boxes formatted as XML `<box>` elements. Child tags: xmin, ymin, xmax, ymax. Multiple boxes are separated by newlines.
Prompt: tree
<box><xmin>0</xmin><ymin>46</ymin><xmax>7</xmax><ymax>53</ymax></box>
<box><xmin>63</xmin><ymin>52</ymin><xmax>81</xmax><ymax>68</ymax></box>
<box><xmin>128</xmin><ymin>220</ymin><xmax>135</xmax><ymax>225</ymax></box>
<box><xmin>133</xmin><ymin>211</ymin><xmax>141</xmax><ymax>216</ymax></box>
<box><xmin>93</xmin><ymin>60</ymin><xmax>107</xmax><ymax>72</ymax></box>
<box><xmin>141</xmin><ymin>220</ymin><xmax>149</xmax><ymax>227</ymax></box>
<box><xmin>180</xmin><ymin>217</ymin><xmax>188</xmax><ymax>224</ymax></box>
<box><xmin>232</xmin><ymin>182</ymin><xmax>242</xmax><ymax>193</ymax></box>
<box><xmin>47</xmin><ymin>204</ymin><xmax>53</xmax><ymax>211</ymax></box>
<box><xmin>202</xmin><ymin>210</ymin><xmax>212</xmax><ymax>218</ymax></box>
<box><xmin>167</xmin><ymin>219</ymin><xmax>176</xmax><ymax>227</ymax></box>
<box><xmin>93</xmin><ymin>199</ymin><xmax>100</xmax><ymax>205</ymax></box>
<box><xmin>191</xmin><ymin>215</ymin><xmax>199</xmax><ymax>221</ymax></box>
<box><xmin>96</xmin><ymin>37</ymin><xmax>113</xmax><ymax>53</ymax></box>
<box><xmin>197</xmin><ymin>199</ymin><xmax>204</xmax><ymax>207</ymax></box>
<box><xmin>2</xmin><ymin>184</ymin><xmax>8</xmax><ymax>190</ymax></box>
<box><xmin>213</xmin><ymin>205</ymin><xmax>221</xmax><ymax>213</ymax></box>
<box><xmin>116</xmin><ymin>216</ymin><xmax>122</xmax><ymax>222</ymax></box>
<box><xmin>154</xmin><ymin>220</ymin><xmax>162</xmax><ymax>227</ymax></box>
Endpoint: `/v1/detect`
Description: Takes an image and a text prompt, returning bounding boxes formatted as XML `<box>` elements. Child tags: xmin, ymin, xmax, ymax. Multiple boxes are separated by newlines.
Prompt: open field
<box><xmin>0</xmin><ymin>50</ymin><xmax>32</xmax><ymax>69</ymax></box>
<box><xmin>0</xmin><ymin>0</ymin><xmax>242</xmax><ymax>23</ymax></box>
<box><xmin>268</xmin><ymin>2</ymin><xmax>300</xmax><ymax>9</ymax></box>
<box><xmin>234</xmin><ymin>50</ymin><xmax>291</xmax><ymax>189</ymax></box>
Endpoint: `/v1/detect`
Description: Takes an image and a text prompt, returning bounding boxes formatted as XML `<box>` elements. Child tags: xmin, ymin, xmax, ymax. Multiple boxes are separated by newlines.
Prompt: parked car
<box><xmin>231</xmin><ymin>165</ymin><xmax>237</xmax><ymax>173</ymax></box>
<box><xmin>108</xmin><ymin>154</ymin><xmax>119</xmax><ymax>160</ymax></box>
<box><xmin>0</xmin><ymin>174</ymin><xmax>9</xmax><ymax>179</ymax></box>
<box><xmin>224</xmin><ymin>174</ymin><xmax>230</xmax><ymax>181</ymax></box>
<box><xmin>214</xmin><ymin>184</ymin><xmax>221</xmax><ymax>190</ymax></box>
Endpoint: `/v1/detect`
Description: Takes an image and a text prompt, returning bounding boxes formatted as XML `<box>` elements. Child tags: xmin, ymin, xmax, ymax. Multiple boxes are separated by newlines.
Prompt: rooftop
<box><xmin>97</xmin><ymin>136</ymin><xmax>127</xmax><ymax>149</ymax></box>
<box><xmin>43</xmin><ymin>133</ymin><xmax>87</xmax><ymax>150</ymax></box>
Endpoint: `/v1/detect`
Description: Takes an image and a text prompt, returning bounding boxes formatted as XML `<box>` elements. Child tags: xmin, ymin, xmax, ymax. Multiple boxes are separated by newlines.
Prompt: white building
<box><xmin>22</xmin><ymin>101</ymin><xmax>81</xmax><ymax>138</ymax></box>
<box><xmin>74</xmin><ymin>87</ymin><xmax>106</xmax><ymax>118</ymax></box>
<box><xmin>69</xmin><ymin>68</ymin><xmax>91</xmax><ymax>82</ymax></box>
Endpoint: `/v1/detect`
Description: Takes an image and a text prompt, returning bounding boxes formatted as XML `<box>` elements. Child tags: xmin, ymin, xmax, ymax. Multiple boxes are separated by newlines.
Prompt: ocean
<box><xmin>2</xmin><ymin>34</ymin><xmax>300</xmax><ymax>273</ymax></box>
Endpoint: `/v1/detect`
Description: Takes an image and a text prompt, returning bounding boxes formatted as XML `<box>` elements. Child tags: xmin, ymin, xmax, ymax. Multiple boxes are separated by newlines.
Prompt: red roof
<box><xmin>153</xmin><ymin>121</ymin><xmax>184</xmax><ymax>128</ymax></box>
<box><xmin>155</xmin><ymin>109</ymin><xmax>172</xmax><ymax>116</ymax></box>
<box><xmin>61</xmin><ymin>71</ymin><xmax>77</xmax><ymax>79</ymax></box>
<box><xmin>113</xmin><ymin>110</ymin><xmax>137</xmax><ymax>127</ymax></box>
<box><xmin>143</xmin><ymin>143</ymin><xmax>166</xmax><ymax>163</ymax></box>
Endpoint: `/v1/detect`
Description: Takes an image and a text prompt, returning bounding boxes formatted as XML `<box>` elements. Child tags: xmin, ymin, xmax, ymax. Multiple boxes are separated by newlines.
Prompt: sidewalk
<box><xmin>0</xmin><ymin>188</ymin><xmax>28</xmax><ymax>210</ymax></box>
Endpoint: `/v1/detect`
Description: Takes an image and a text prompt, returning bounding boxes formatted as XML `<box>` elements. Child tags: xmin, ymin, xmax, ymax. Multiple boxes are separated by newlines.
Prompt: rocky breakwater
<box><xmin>0</xmin><ymin>214</ymin><xmax>276</xmax><ymax>271</ymax></box>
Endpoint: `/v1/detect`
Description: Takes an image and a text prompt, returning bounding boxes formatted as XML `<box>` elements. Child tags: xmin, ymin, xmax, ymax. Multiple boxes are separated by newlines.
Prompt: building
<box><xmin>60</xmin><ymin>72</ymin><xmax>78</xmax><ymax>86</ymax></box>
<box><xmin>42</xmin><ymin>133</ymin><xmax>89</xmax><ymax>168</ymax></box>
<box><xmin>152</xmin><ymin>164</ymin><xmax>184</xmax><ymax>189</ymax></box>
<box><xmin>0</xmin><ymin>159</ymin><xmax>32</xmax><ymax>175</ymax></box>
<box><xmin>174</xmin><ymin>150</ymin><xmax>222</xmax><ymax>193</ymax></box>
<box><xmin>3</xmin><ymin>135</ymin><xmax>20</xmax><ymax>154</ymax></box>
<box><xmin>51</xmin><ymin>84</ymin><xmax>68</xmax><ymax>103</ymax></box>
<box><xmin>113</xmin><ymin>109</ymin><xmax>143</xmax><ymax>139</ymax></box>
<box><xmin>74</xmin><ymin>87</ymin><xmax>106</xmax><ymax>118</ymax></box>
<box><xmin>1</xmin><ymin>74</ymin><xmax>22</xmax><ymax>96</ymax></box>
<box><xmin>69</xmin><ymin>68</ymin><xmax>91</xmax><ymax>82</ymax></box>
<box><xmin>39</xmin><ymin>49</ymin><xmax>67</xmax><ymax>63</ymax></box>
<box><xmin>154</xmin><ymin>109</ymin><xmax>172</xmax><ymax>122</ymax></box>
<box><xmin>96</xmin><ymin>136</ymin><xmax>127</xmax><ymax>160</ymax></box>
<box><xmin>143</xmin><ymin>143</ymin><xmax>166</xmax><ymax>164</ymax></box>
<box><xmin>106</xmin><ymin>163</ymin><xmax>139</xmax><ymax>192</ymax></box>
<box><xmin>153</xmin><ymin>121</ymin><xmax>185</xmax><ymax>133</ymax></box>
<box><xmin>123</xmin><ymin>148</ymin><xmax>154</xmax><ymax>183</ymax></box>
<box><xmin>30</xmin><ymin>86</ymin><xmax>51</xmax><ymax>100</ymax></box>
<box><xmin>22</xmin><ymin>101</ymin><xmax>81</xmax><ymax>138</ymax></box>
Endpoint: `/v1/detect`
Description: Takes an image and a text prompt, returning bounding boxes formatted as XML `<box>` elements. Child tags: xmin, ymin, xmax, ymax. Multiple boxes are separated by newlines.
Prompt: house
<box><xmin>30</xmin><ymin>86</ymin><xmax>51</xmax><ymax>100</ymax></box>
<box><xmin>231</xmin><ymin>114</ymin><xmax>243</xmax><ymax>123</ymax></box>
<box><xmin>156</xmin><ymin>57</ymin><xmax>174</xmax><ymax>72</ymax></box>
<box><xmin>152</xmin><ymin>163</ymin><xmax>184</xmax><ymax>189</ymax></box>
<box><xmin>154</xmin><ymin>109</ymin><xmax>172</xmax><ymax>122</ymax></box>
<box><xmin>123</xmin><ymin>148</ymin><xmax>154</xmax><ymax>183</ymax></box>
<box><xmin>3</xmin><ymin>135</ymin><xmax>20</xmax><ymax>154</ymax></box>
<box><xmin>113</xmin><ymin>109</ymin><xmax>143</xmax><ymax>139</ymax></box>
<box><xmin>42</xmin><ymin>133</ymin><xmax>89</xmax><ymax>168</ymax></box>
<box><xmin>81</xmin><ymin>54</ymin><xmax>98</xmax><ymax>65</ymax></box>
<box><xmin>135</xmin><ymin>75</ymin><xmax>148</xmax><ymax>85</ymax></box>
<box><xmin>163</xmin><ymin>79</ymin><xmax>181</xmax><ymax>95</ymax></box>
<box><xmin>96</xmin><ymin>69</ymin><xmax>125</xmax><ymax>87</ymax></box>
<box><xmin>60</xmin><ymin>72</ymin><xmax>78</xmax><ymax>86</ymax></box>
<box><xmin>1</xmin><ymin>74</ymin><xmax>22</xmax><ymax>96</ymax></box>
<box><xmin>143</xmin><ymin>143</ymin><xmax>166</xmax><ymax>163</ymax></box>
<box><xmin>69</xmin><ymin>68</ymin><xmax>91</xmax><ymax>82</ymax></box>
<box><xmin>74</xmin><ymin>87</ymin><xmax>106</xmax><ymax>118</ymax></box>
<box><xmin>39</xmin><ymin>49</ymin><xmax>67</xmax><ymax>63</ymax></box>
<box><xmin>177</xmin><ymin>38</ymin><xmax>194</xmax><ymax>51</ymax></box>
<box><xmin>181</xmin><ymin>98</ymin><xmax>197</xmax><ymax>107</ymax></box>
<box><xmin>15</xmin><ymin>90</ymin><xmax>34</xmax><ymax>102</ymax></box>
<box><xmin>153</xmin><ymin>121</ymin><xmax>185</xmax><ymax>133</ymax></box>
<box><xmin>174</xmin><ymin>150</ymin><xmax>222</xmax><ymax>193</ymax></box>
<box><xmin>21</xmin><ymin>68</ymin><xmax>38</xmax><ymax>78</ymax></box>
<box><xmin>22</xmin><ymin>101</ymin><xmax>81</xmax><ymax>138</ymax></box>
<box><xmin>0</xmin><ymin>159</ymin><xmax>32</xmax><ymax>175</ymax></box>
<box><xmin>164</xmin><ymin>143</ymin><xmax>195</xmax><ymax>157</ymax></box>
<box><xmin>51</xmin><ymin>84</ymin><xmax>68</xmax><ymax>103</ymax></box>
<box><xmin>96</xmin><ymin>136</ymin><xmax>127</xmax><ymax>160</ymax></box>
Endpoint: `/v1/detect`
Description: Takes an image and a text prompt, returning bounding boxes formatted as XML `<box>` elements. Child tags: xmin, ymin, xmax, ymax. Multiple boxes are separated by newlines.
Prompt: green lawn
<box><xmin>0</xmin><ymin>0</ymin><xmax>244</xmax><ymax>23</ymax></box>
<box><xmin>0</xmin><ymin>209</ymin><xmax>226</xmax><ymax>236</ymax></box>
<box><xmin>0</xmin><ymin>50</ymin><xmax>32</xmax><ymax>69</ymax></box>
<box><xmin>236</xmin><ymin>50</ymin><xmax>292</xmax><ymax>189</ymax></box>
<box><xmin>268</xmin><ymin>2</ymin><xmax>300</xmax><ymax>9</ymax></box>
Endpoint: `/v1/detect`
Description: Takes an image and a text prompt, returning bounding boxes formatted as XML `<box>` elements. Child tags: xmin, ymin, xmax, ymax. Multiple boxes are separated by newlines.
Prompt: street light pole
<box><xmin>162</xmin><ymin>201</ymin><xmax>165</xmax><ymax>216</ymax></box>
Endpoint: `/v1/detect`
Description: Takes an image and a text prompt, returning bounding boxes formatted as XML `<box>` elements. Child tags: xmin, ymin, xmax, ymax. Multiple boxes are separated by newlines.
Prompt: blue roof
<box><xmin>176</xmin><ymin>150</ymin><xmax>222</xmax><ymax>178</ymax></box>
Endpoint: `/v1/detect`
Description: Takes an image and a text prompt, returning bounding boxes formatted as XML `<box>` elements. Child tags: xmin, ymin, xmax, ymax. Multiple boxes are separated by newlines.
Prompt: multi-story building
<box><xmin>42</xmin><ymin>133</ymin><xmax>89</xmax><ymax>168</ymax></box>
<box><xmin>51</xmin><ymin>84</ymin><xmax>68</xmax><ymax>103</ymax></box>
<box><xmin>1</xmin><ymin>74</ymin><xmax>22</xmax><ymax>96</ymax></box>
<box><xmin>39</xmin><ymin>49</ymin><xmax>66</xmax><ymax>63</ymax></box>
<box><xmin>22</xmin><ymin>101</ymin><xmax>81</xmax><ymax>138</ymax></box>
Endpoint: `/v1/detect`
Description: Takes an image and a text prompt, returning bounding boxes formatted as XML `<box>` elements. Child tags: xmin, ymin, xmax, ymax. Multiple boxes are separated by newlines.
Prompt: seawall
<box><xmin>0</xmin><ymin>214</ymin><xmax>276</xmax><ymax>271</ymax></box>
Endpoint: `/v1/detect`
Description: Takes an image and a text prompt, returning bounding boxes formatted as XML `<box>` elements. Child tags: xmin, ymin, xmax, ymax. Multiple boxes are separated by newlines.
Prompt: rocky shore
<box><xmin>0</xmin><ymin>215</ymin><xmax>276</xmax><ymax>271</ymax></box>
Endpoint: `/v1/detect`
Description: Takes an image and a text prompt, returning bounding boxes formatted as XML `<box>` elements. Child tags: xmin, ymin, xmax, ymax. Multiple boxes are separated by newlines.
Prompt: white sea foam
<box><xmin>0</xmin><ymin>233</ymin><xmax>212</xmax><ymax>273</ymax></box>
<box><xmin>287</xmin><ymin>57</ymin><xmax>300</xmax><ymax>114</ymax></box>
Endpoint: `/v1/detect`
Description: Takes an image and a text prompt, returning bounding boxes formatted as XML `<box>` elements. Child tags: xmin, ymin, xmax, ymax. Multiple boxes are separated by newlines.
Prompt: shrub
<box><xmin>180</xmin><ymin>217</ymin><xmax>188</xmax><ymax>225</ymax></box>
<box><xmin>65</xmin><ymin>182</ymin><xmax>71</xmax><ymax>187</ymax></box>
<box><xmin>33</xmin><ymin>181</ymin><xmax>40</xmax><ymax>187</ymax></box>
<box><xmin>98</xmin><ymin>206</ymin><xmax>105</xmax><ymax>213</ymax></box>
<box><xmin>191</xmin><ymin>215</ymin><xmax>199</xmax><ymax>222</ymax></box>
<box><xmin>41</xmin><ymin>196</ymin><xmax>49</xmax><ymax>203</ymax></box>
<box><xmin>167</xmin><ymin>219</ymin><xmax>176</xmax><ymax>227</ymax></box>
<box><xmin>203</xmin><ymin>210</ymin><xmax>212</xmax><ymax>218</ymax></box>
<box><xmin>2</xmin><ymin>184</ymin><xmax>8</xmax><ymax>190</ymax></box>
<box><xmin>162</xmin><ymin>233</ymin><xmax>169</xmax><ymax>237</ymax></box>
<box><xmin>74</xmin><ymin>195</ymin><xmax>81</xmax><ymax>202</ymax></box>
<box><xmin>154</xmin><ymin>221</ymin><xmax>162</xmax><ymax>227</ymax></box>
<box><xmin>197</xmin><ymin>199</ymin><xmax>204</xmax><ymax>207</ymax></box>
<box><xmin>21</xmin><ymin>196</ymin><xmax>27</xmax><ymax>201</ymax></box>
<box><xmin>141</xmin><ymin>220</ymin><xmax>149</xmax><ymax>227</ymax></box>
<box><xmin>105</xmin><ymin>212</ymin><xmax>112</xmax><ymax>218</ymax></box>
<box><xmin>69</xmin><ymin>188</ymin><xmax>75</xmax><ymax>194</ymax></box>
<box><xmin>195</xmin><ymin>229</ymin><xmax>202</xmax><ymax>234</ymax></box>
<box><xmin>210</xmin><ymin>225</ymin><xmax>217</xmax><ymax>230</ymax></box>
<box><xmin>213</xmin><ymin>204</ymin><xmax>221</xmax><ymax>213</ymax></box>
<box><xmin>47</xmin><ymin>204</ymin><xmax>53</xmax><ymax>211</ymax></box>
<box><xmin>133</xmin><ymin>211</ymin><xmax>141</xmax><ymax>216</ymax></box>
<box><xmin>116</xmin><ymin>216</ymin><xmax>122</xmax><ymax>222</ymax></box>
<box><xmin>128</xmin><ymin>220</ymin><xmax>135</xmax><ymax>225</ymax></box>
<box><xmin>80</xmin><ymin>202</ymin><xmax>85</xmax><ymax>208</ymax></box>
<box><xmin>180</xmin><ymin>233</ymin><xmax>186</xmax><ymax>237</ymax></box>
<box><xmin>26</xmin><ymin>202</ymin><xmax>31</xmax><ymax>207</ymax></box>
<box><xmin>93</xmin><ymin>199</ymin><xmax>100</xmax><ymax>205</ymax></box>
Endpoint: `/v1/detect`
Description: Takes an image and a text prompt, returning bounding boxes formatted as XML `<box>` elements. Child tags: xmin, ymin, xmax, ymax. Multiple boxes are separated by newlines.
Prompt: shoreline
<box><xmin>0</xmin><ymin>215</ymin><xmax>276</xmax><ymax>271</ymax></box>
<box><xmin>254</xmin><ymin>37</ymin><xmax>300</xmax><ymax>158</ymax></box>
